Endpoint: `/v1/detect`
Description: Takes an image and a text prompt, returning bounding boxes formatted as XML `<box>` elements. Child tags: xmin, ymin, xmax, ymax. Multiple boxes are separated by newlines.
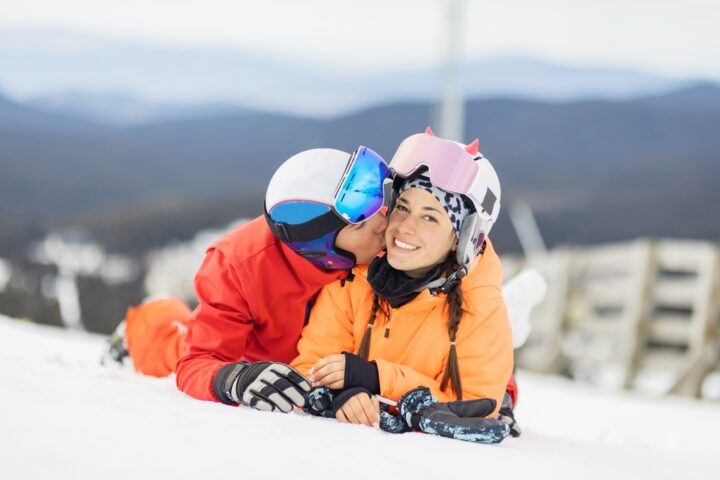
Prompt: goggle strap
<box><xmin>265</xmin><ymin>209</ymin><xmax>346</xmax><ymax>244</ymax></box>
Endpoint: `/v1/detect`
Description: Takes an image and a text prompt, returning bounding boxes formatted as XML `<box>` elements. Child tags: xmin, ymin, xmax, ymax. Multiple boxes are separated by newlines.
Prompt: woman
<box><xmin>292</xmin><ymin>130</ymin><xmax>513</xmax><ymax>427</ymax></box>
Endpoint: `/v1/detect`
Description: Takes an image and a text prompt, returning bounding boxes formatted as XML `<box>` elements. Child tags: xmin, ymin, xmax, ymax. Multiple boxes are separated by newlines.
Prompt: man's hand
<box><xmin>213</xmin><ymin>361</ymin><xmax>311</xmax><ymax>413</ymax></box>
<box><xmin>310</xmin><ymin>354</ymin><xmax>346</xmax><ymax>389</ymax></box>
<box><xmin>335</xmin><ymin>390</ymin><xmax>380</xmax><ymax>427</ymax></box>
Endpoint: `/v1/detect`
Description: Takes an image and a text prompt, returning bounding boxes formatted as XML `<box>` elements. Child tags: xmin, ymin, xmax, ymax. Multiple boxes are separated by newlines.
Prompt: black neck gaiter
<box><xmin>367</xmin><ymin>256</ymin><xmax>444</xmax><ymax>308</ymax></box>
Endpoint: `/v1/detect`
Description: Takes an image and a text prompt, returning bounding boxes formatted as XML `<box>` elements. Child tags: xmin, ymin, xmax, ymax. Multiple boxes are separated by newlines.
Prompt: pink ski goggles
<box><xmin>389</xmin><ymin>133</ymin><xmax>478</xmax><ymax>194</ymax></box>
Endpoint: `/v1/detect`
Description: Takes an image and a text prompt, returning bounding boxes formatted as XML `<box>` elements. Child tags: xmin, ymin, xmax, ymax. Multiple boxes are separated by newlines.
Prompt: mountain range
<box><xmin>1</xmin><ymin>82</ymin><xmax>720</xmax><ymax>259</ymax></box>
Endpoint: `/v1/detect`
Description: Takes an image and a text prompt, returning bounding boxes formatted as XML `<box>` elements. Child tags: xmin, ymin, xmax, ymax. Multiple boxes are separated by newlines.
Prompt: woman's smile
<box><xmin>392</xmin><ymin>237</ymin><xmax>419</xmax><ymax>252</ymax></box>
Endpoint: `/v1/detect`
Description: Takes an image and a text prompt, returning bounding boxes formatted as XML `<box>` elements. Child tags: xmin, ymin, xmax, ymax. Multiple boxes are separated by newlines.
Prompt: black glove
<box><xmin>213</xmin><ymin>361</ymin><xmax>311</xmax><ymax>413</ymax></box>
<box><xmin>330</xmin><ymin>386</ymin><xmax>373</xmax><ymax>416</ymax></box>
<box><xmin>498</xmin><ymin>392</ymin><xmax>522</xmax><ymax>437</ymax></box>
<box><xmin>387</xmin><ymin>387</ymin><xmax>511</xmax><ymax>444</ymax></box>
<box><xmin>342</xmin><ymin>352</ymin><xmax>380</xmax><ymax>394</ymax></box>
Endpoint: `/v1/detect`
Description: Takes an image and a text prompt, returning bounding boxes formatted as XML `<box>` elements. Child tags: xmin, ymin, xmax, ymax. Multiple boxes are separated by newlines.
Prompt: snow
<box><xmin>1</xmin><ymin>315</ymin><xmax>718</xmax><ymax>480</ymax></box>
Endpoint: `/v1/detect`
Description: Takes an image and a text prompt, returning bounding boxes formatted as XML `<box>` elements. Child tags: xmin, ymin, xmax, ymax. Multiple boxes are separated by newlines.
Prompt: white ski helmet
<box><xmin>265</xmin><ymin>146</ymin><xmax>389</xmax><ymax>271</ymax></box>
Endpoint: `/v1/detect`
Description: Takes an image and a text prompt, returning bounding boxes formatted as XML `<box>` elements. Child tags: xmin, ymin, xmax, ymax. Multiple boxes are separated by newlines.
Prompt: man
<box><xmin>179</xmin><ymin>146</ymin><xmax>390</xmax><ymax>410</ymax></box>
<box><xmin>112</xmin><ymin>146</ymin><xmax>391</xmax><ymax>412</ymax></box>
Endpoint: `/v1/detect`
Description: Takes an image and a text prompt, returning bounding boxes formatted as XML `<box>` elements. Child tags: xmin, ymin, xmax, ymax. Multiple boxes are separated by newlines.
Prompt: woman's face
<box><xmin>385</xmin><ymin>188</ymin><xmax>457</xmax><ymax>278</ymax></box>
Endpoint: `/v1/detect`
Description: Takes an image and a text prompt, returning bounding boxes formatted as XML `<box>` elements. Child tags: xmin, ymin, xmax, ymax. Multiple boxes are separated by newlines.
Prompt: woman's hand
<box><xmin>310</xmin><ymin>354</ymin><xmax>346</xmax><ymax>389</ymax></box>
<box><xmin>335</xmin><ymin>391</ymin><xmax>380</xmax><ymax>427</ymax></box>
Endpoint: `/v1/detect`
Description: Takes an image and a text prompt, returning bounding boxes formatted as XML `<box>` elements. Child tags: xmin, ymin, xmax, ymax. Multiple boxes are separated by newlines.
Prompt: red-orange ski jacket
<box><xmin>176</xmin><ymin>216</ymin><xmax>345</xmax><ymax>401</ymax></box>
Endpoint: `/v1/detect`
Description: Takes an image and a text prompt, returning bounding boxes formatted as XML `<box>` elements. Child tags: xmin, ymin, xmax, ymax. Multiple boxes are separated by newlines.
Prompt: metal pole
<box><xmin>509</xmin><ymin>202</ymin><xmax>549</xmax><ymax>262</ymax></box>
<box><xmin>439</xmin><ymin>0</ymin><xmax>465</xmax><ymax>141</ymax></box>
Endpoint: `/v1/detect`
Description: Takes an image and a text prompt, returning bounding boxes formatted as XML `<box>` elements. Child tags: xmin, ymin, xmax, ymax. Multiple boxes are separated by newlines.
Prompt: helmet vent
<box><xmin>481</xmin><ymin>189</ymin><xmax>497</xmax><ymax>216</ymax></box>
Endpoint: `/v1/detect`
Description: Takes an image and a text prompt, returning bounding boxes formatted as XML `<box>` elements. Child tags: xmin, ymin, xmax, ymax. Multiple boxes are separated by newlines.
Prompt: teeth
<box><xmin>394</xmin><ymin>239</ymin><xmax>418</xmax><ymax>250</ymax></box>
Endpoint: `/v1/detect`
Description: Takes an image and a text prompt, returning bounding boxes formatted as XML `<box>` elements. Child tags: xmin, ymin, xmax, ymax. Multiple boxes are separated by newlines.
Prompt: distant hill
<box><xmin>25</xmin><ymin>92</ymin><xmax>248</xmax><ymax>126</ymax></box>
<box><xmin>1</xmin><ymin>84</ymin><xmax>720</xmax><ymax>256</ymax></box>
<box><xmin>631</xmin><ymin>83</ymin><xmax>720</xmax><ymax>114</ymax></box>
<box><xmin>0</xmin><ymin>93</ymin><xmax>106</xmax><ymax>132</ymax></box>
<box><xmin>1</xmin><ymin>28</ymin><xmax>709</xmax><ymax>119</ymax></box>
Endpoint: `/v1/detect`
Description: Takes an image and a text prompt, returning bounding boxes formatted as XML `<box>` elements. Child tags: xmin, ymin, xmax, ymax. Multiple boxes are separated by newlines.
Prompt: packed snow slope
<box><xmin>1</xmin><ymin>315</ymin><xmax>718</xmax><ymax>480</ymax></box>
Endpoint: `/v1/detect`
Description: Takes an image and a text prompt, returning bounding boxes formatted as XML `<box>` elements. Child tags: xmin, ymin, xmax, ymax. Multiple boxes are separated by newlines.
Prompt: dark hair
<box><xmin>440</xmin><ymin>263</ymin><xmax>464</xmax><ymax>400</ymax></box>
<box><xmin>356</xmin><ymin>294</ymin><xmax>381</xmax><ymax>359</ymax></box>
<box><xmin>357</xmin><ymin>255</ymin><xmax>464</xmax><ymax>400</ymax></box>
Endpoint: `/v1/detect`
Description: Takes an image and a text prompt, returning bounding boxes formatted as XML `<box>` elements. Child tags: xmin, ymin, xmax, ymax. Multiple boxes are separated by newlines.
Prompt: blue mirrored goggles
<box><xmin>333</xmin><ymin>146</ymin><xmax>389</xmax><ymax>224</ymax></box>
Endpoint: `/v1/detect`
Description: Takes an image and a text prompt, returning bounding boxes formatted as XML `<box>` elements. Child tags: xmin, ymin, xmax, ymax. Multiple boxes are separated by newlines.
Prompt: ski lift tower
<box><xmin>439</xmin><ymin>0</ymin><xmax>466</xmax><ymax>140</ymax></box>
<box><xmin>510</xmin><ymin>202</ymin><xmax>549</xmax><ymax>263</ymax></box>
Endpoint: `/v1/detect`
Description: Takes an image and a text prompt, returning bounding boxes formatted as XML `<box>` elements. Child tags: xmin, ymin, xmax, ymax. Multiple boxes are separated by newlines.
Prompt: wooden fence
<box><xmin>504</xmin><ymin>239</ymin><xmax>720</xmax><ymax>399</ymax></box>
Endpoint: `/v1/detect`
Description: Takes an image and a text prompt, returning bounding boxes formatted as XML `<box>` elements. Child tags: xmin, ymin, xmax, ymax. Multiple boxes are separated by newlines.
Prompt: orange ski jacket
<box><xmin>292</xmin><ymin>240</ymin><xmax>513</xmax><ymax>416</ymax></box>
<box><xmin>176</xmin><ymin>216</ymin><xmax>345</xmax><ymax>401</ymax></box>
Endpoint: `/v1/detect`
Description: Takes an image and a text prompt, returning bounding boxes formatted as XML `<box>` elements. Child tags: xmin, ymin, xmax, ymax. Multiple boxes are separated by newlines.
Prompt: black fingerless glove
<box><xmin>342</xmin><ymin>352</ymin><xmax>380</xmax><ymax>394</ymax></box>
<box><xmin>330</xmin><ymin>386</ymin><xmax>373</xmax><ymax>415</ymax></box>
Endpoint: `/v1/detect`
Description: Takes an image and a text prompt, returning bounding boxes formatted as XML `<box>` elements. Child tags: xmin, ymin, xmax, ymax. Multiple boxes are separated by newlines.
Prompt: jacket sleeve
<box><xmin>375</xmin><ymin>358</ymin><xmax>452</xmax><ymax>403</ymax></box>
<box><xmin>175</xmin><ymin>246</ymin><xmax>255</xmax><ymax>402</ymax></box>
<box><xmin>291</xmin><ymin>280</ymin><xmax>356</xmax><ymax>378</ymax></box>
<box><xmin>376</xmin><ymin>294</ymin><xmax>513</xmax><ymax>416</ymax></box>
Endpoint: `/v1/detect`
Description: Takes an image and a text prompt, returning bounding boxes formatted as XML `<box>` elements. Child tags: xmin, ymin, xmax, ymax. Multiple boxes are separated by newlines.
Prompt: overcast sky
<box><xmin>1</xmin><ymin>0</ymin><xmax>718</xmax><ymax>79</ymax></box>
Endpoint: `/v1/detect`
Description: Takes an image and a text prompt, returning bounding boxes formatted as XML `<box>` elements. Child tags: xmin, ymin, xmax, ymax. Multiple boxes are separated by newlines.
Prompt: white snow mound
<box><xmin>1</xmin><ymin>314</ymin><xmax>718</xmax><ymax>479</ymax></box>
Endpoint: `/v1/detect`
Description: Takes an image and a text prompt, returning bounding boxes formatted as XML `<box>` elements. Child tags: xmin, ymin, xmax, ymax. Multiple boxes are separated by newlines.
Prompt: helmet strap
<box><xmin>427</xmin><ymin>266</ymin><xmax>468</xmax><ymax>296</ymax></box>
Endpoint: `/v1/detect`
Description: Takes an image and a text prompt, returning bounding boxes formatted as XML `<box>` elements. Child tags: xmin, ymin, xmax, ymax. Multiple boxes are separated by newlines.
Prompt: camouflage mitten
<box><xmin>303</xmin><ymin>387</ymin><xmax>336</xmax><ymax>418</ymax></box>
<box><xmin>396</xmin><ymin>387</ymin><xmax>511</xmax><ymax>444</ymax></box>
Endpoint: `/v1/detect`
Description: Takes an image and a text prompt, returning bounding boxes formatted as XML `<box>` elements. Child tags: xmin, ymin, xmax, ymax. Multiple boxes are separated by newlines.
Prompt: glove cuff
<box><xmin>342</xmin><ymin>351</ymin><xmax>380</xmax><ymax>394</ymax></box>
<box><xmin>212</xmin><ymin>362</ymin><xmax>248</xmax><ymax>405</ymax></box>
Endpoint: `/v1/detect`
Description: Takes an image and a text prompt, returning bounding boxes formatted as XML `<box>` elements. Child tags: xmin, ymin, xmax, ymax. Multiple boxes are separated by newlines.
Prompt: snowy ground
<box><xmin>1</xmin><ymin>315</ymin><xmax>719</xmax><ymax>480</ymax></box>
